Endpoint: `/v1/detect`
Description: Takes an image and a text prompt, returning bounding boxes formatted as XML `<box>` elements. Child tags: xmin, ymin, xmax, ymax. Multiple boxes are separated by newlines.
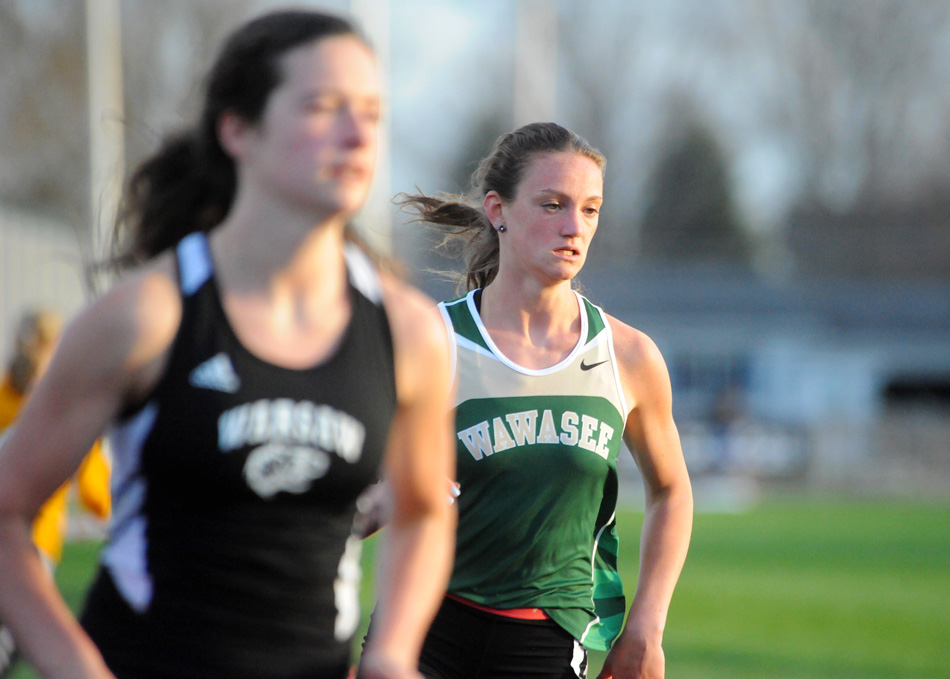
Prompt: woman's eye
<box><xmin>357</xmin><ymin>106</ymin><xmax>381</xmax><ymax>123</ymax></box>
<box><xmin>306</xmin><ymin>99</ymin><xmax>337</xmax><ymax>114</ymax></box>
<box><xmin>543</xmin><ymin>202</ymin><xmax>560</xmax><ymax>211</ymax></box>
<box><xmin>584</xmin><ymin>206</ymin><xmax>600</xmax><ymax>216</ymax></box>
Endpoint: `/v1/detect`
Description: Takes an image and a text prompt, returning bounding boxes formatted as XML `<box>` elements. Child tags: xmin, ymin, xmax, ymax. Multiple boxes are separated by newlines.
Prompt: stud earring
<box><xmin>497</xmin><ymin>224</ymin><xmax>507</xmax><ymax>233</ymax></box>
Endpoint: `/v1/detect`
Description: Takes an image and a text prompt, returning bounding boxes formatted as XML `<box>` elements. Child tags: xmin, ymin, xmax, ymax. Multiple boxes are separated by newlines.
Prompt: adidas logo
<box><xmin>189</xmin><ymin>353</ymin><xmax>241</xmax><ymax>394</ymax></box>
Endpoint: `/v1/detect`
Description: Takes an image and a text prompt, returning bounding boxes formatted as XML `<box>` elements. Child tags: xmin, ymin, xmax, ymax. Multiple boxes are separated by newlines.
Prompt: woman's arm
<box><xmin>0</xmin><ymin>262</ymin><xmax>179</xmax><ymax>679</ymax></box>
<box><xmin>359</xmin><ymin>279</ymin><xmax>456</xmax><ymax>679</ymax></box>
<box><xmin>598</xmin><ymin>319</ymin><xmax>693</xmax><ymax>679</ymax></box>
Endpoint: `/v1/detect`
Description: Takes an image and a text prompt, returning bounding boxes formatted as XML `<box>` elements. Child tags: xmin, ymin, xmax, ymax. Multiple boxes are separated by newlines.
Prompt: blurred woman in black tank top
<box><xmin>0</xmin><ymin>10</ymin><xmax>455</xmax><ymax>679</ymax></box>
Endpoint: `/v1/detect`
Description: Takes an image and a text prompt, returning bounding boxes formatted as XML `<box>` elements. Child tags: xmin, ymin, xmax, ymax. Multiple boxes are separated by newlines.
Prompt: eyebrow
<box><xmin>535</xmin><ymin>189</ymin><xmax>603</xmax><ymax>203</ymax></box>
<box><xmin>298</xmin><ymin>87</ymin><xmax>381</xmax><ymax>100</ymax></box>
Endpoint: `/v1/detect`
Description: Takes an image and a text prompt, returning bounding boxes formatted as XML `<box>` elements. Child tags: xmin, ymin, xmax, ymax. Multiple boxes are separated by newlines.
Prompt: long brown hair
<box><xmin>398</xmin><ymin>122</ymin><xmax>605</xmax><ymax>292</ymax></box>
<box><xmin>111</xmin><ymin>10</ymin><xmax>366</xmax><ymax>268</ymax></box>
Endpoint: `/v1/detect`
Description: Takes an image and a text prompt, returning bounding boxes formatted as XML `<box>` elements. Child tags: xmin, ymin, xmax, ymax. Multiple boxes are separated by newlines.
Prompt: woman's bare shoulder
<box><xmin>378</xmin><ymin>272</ymin><xmax>451</xmax><ymax>403</ymax></box>
<box><xmin>379</xmin><ymin>272</ymin><xmax>446</xmax><ymax>348</ymax></box>
<box><xmin>63</xmin><ymin>254</ymin><xmax>182</xmax><ymax>398</ymax></box>
<box><xmin>606</xmin><ymin>315</ymin><xmax>665</xmax><ymax>366</ymax></box>
<box><xmin>605</xmin><ymin>313</ymin><xmax>673</xmax><ymax>404</ymax></box>
<box><xmin>96</xmin><ymin>255</ymin><xmax>180</xmax><ymax>347</ymax></box>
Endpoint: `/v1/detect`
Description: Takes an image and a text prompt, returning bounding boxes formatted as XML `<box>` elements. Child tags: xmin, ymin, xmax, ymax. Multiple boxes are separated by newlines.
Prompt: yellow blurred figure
<box><xmin>0</xmin><ymin>310</ymin><xmax>110</xmax><ymax>566</ymax></box>
<box><xmin>28</xmin><ymin>442</ymin><xmax>110</xmax><ymax>564</ymax></box>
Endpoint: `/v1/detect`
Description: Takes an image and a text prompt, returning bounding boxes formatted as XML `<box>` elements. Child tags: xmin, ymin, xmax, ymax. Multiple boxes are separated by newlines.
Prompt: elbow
<box><xmin>0</xmin><ymin>482</ymin><xmax>42</xmax><ymax>547</ymax></box>
<box><xmin>645</xmin><ymin>472</ymin><xmax>693</xmax><ymax>516</ymax></box>
<box><xmin>0</xmin><ymin>490</ymin><xmax>30</xmax><ymax>530</ymax></box>
<box><xmin>0</xmin><ymin>508</ymin><xmax>34</xmax><ymax>552</ymax></box>
<box><xmin>390</xmin><ymin>489</ymin><xmax>457</xmax><ymax>532</ymax></box>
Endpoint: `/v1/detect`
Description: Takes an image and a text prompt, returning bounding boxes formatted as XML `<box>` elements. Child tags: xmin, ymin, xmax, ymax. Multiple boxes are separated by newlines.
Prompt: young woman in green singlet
<box><xmin>401</xmin><ymin>122</ymin><xmax>693</xmax><ymax>679</ymax></box>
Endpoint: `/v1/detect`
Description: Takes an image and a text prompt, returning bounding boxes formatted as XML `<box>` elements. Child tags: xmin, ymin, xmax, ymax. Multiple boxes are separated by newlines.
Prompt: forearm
<box><xmin>624</xmin><ymin>480</ymin><xmax>693</xmax><ymax>642</ymax></box>
<box><xmin>363</xmin><ymin>506</ymin><xmax>455</xmax><ymax>669</ymax></box>
<box><xmin>0</xmin><ymin>516</ymin><xmax>111</xmax><ymax>679</ymax></box>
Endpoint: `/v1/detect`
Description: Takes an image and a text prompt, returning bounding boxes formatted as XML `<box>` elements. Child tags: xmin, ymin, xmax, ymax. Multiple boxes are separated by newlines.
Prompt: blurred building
<box><xmin>579</xmin><ymin>262</ymin><xmax>950</xmax><ymax>495</ymax></box>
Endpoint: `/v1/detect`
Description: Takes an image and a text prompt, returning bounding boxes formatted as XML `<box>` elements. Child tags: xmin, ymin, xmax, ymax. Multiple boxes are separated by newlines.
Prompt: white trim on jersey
<box><xmin>571</xmin><ymin>638</ymin><xmax>588</xmax><ymax>678</ymax></box>
<box><xmin>437</xmin><ymin>302</ymin><xmax>458</xmax><ymax>393</ymax></box>
<box><xmin>103</xmin><ymin>402</ymin><xmax>159</xmax><ymax>612</ymax></box>
<box><xmin>598</xmin><ymin>308</ymin><xmax>630</xmax><ymax>420</ymax></box>
<box><xmin>454</xmin><ymin>334</ymin><xmax>496</xmax><ymax>360</ymax></box>
<box><xmin>463</xmin><ymin>289</ymin><xmax>590</xmax><ymax>376</ymax></box>
<box><xmin>344</xmin><ymin>242</ymin><xmax>383</xmax><ymax>304</ymax></box>
<box><xmin>579</xmin><ymin>510</ymin><xmax>615</xmax><ymax>647</ymax></box>
<box><xmin>178</xmin><ymin>232</ymin><xmax>213</xmax><ymax>296</ymax></box>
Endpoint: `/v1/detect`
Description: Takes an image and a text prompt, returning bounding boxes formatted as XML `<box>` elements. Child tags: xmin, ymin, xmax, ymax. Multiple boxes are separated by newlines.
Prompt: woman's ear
<box><xmin>217</xmin><ymin>112</ymin><xmax>250</xmax><ymax>160</ymax></box>
<box><xmin>483</xmin><ymin>191</ymin><xmax>505</xmax><ymax>227</ymax></box>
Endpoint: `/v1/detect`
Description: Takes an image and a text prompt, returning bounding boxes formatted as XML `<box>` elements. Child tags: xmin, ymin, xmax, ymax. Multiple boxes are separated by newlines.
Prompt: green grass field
<box><xmin>10</xmin><ymin>496</ymin><xmax>950</xmax><ymax>678</ymax></box>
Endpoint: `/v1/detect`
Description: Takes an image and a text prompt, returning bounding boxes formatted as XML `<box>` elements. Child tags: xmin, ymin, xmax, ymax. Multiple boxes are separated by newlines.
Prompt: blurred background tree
<box><xmin>639</xmin><ymin>118</ymin><xmax>751</xmax><ymax>266</ymax></box>
<box><xmin>0</xmin><ymin>0</ymin><xmax>257</xmax><ymax>228</ymax></box>
<box><xmin>3</xmin><ymin>0</ymin><xmax>950</xmax><ymax>281</ymax></box>
<box><xmin>0</xmin><ymin>2</ymin><xmax>87</xmax><ymax>223</ymax></box>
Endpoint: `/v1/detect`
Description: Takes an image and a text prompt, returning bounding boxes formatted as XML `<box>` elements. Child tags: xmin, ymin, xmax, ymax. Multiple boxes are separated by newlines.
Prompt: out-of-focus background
<box><xmin>2</xmin><ymin>1</ymin><xmax>948</xmax><ymax>678</ymax></box>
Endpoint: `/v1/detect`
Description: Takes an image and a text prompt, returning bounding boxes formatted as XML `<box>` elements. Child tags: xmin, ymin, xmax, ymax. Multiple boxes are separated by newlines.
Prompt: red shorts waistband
<box><xmin>446</xmin><ymin>593</ymin><xmax>550</xmax><ymax>620</ymax></box>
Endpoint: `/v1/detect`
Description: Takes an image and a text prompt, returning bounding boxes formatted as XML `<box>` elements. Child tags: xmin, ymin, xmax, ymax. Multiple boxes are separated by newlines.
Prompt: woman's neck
<box><xmin>479</xmin><ymin>280</ymin><xmax>580</xmax><ymax>369</ymax></box>
<box><xmin>210</xmin><ymin>175</ymin><xmax>353</xmax><ymax>289</ymax></box>
<box><xmin>205</xmin><ymin>218</ymin><xmax>353</xmax><ymax>370</ymax></box>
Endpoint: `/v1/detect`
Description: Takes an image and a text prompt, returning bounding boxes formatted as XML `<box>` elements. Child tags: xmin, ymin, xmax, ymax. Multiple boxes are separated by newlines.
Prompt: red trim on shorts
<box><xmin>446</xmin><ymin>593</ymin><xmax>550</xmax><ymax>620</ymax></box>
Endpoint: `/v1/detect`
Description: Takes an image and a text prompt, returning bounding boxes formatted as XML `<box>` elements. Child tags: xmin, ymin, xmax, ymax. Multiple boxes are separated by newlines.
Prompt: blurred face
<box><xmin>231</xmin><ymin>35</ymin><xmax>380</xmax><ymax>219</ymax></box>
<box><xmin>491</xmin><ymin>151</ymin><xmax>604</xmax><ymax>285</ymax></box>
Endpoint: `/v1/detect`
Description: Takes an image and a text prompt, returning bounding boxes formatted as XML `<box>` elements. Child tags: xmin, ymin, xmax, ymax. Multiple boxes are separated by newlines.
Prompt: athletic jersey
<box><xmin>81</xmin><ymin>232</ymin><xmax>397</xmax><ymax>679</ymax></box>
<box><xmin>440</xmin><ymin>289</ymin><xmax>627</xmax><ymax>652</ymax></box>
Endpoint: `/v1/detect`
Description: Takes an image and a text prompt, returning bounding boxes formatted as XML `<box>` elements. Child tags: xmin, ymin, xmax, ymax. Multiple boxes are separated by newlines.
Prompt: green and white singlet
<box><xmin>439</xmin><ymin>289</ymin><xmax>628</xmax><ymax>651</ymax></box>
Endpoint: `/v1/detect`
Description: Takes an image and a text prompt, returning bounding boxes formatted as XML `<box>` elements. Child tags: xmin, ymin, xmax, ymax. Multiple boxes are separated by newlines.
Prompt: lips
<box><xmin>337</xmin><ymin>162</ymin><xmax>367</xmax><ymax>175</ymax></box>
<box><xmin>329</xmin><ymin>163</ymin><xmax>369</xmax><ymax>183</ymax></box>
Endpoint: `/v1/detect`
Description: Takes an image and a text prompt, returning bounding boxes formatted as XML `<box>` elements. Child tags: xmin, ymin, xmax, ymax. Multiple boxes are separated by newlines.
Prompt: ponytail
<box><xmin>111</xmin><ymin>130</ymin><xmax>235</xmax><ymax>268</ymax></box>
<box><xmin>396</xmin><ymin>192</ymin><xmax>499</xmax><ymax>292</ymax></box>
<box><xmin>108</xmin><ymin>9</ymin><xmax>364</xmax><ymax>270</ymax></box>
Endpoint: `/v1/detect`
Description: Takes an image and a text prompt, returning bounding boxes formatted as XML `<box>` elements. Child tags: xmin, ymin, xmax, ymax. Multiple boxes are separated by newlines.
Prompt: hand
<box><xmin>447</xmin><ymin>480</ymin><xmax>460</xmax><ymax>504</ymax></box>
<box><xmin>356</xmin><ymin>652</ymin><xmax>422</xmax><ymax>679</ymax></box>
<box><xmin>354</xmin><ymin>478</ymin><xmax>458</xmax><ymax>539</ymax></box>
<box><xmin>596</xmin><ymin>634</ymin><xmax>665</xmax><ymax>679</ymax></box>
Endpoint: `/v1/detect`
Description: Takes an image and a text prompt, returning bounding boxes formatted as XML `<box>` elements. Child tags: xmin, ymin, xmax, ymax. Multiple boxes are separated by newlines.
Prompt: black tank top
<box><xmin>81</xmin><ymin>232</ymin><xmax>397</xmax><ymax>679</ymax></box>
